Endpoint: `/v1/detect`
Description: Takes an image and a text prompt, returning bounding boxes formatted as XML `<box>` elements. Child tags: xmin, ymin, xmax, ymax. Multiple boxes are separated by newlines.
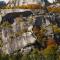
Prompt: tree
<box><xmin>21</xmin><ymin>49</ymin><xmax>44</xmax><ymax>60</ymax></box>
<box><xmin>47</xmin><ymin>6</ymin><xmax>60</xmax><ymax>13</ymax></box>
<box><xmin>29</xmin><ymin>49</ymin><xmax>44</xmax><ymax>60</ymax></box>
<box><xmin>32</xmin><ymin>26</ymin><xmax>47</xmax><ymax>49</ymax></box>
<box><xmin>43</xmin><ymin>41</ymin><xmax>57</xmax><ymax>60</ymax></box>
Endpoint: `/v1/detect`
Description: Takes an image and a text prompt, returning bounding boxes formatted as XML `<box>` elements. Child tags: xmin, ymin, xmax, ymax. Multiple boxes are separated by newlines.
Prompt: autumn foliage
<box><xmin>6</xmin><ymin>4</ymin><xmax>41</xmax><ymax>9</ymax></box>
<box><xmin>47</xmin><ymin>6</ymin><xmax>60</xmax><ymax>13</ymax></box>
<box><xmin>18</xmin><ymin>4</ymin><xmax>41</xmax><ymax>9</ymax></box>
<box><xmin>47</xmin><ymin>38</ymin><xmax>56</xmax><ymax>46</ymax></box>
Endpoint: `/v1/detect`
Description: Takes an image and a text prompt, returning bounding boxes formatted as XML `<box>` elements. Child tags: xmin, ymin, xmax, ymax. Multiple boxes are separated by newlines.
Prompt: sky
<box><xmin>0</xmin><ymin>0</ymin><xmax>9</xmax><ymax>3</ymax></box>
<box><xmin>48</xmin><ymin>0</ymin><xmax>55</xmax><ymax>3</ymax></box>
<box><xmin>0</xmin><ymin>0</ymin><xmax>55</xmax><ymax>3</ymax></box>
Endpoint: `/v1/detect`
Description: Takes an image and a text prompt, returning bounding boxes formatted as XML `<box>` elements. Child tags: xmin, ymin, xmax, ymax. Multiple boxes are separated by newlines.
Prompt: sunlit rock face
<box><xmin>2</xmin><ymin>29</ymin><xmax>10</xmax><ymax>43</ymax></box>
<box><xmin>2</xmin><ymin>29</ymin><xmax>34</xmax><ymax>54</ymax></box>
<box><xmin>2</xmin><ymin>15</ymin><xmax>36</xmax><ymax>54</ymax></box>
<box><xmin>0</xmin><ymin>14</ymin><xmax>2</xmax><ymax>23</ymax></box>
<box><xmin>2</xmin><ymin>29</ymin><xmax>12</xmax><ymax>54</ymax></box>
<box><xmin>2</xmin><ymin>43</ymin><xmax>10</xmax><ymax>54</ymax></box>
<box><xmin>22</xmin><ymin>32</ymin><xmax>36</xmax><ymax>44</ymax></box>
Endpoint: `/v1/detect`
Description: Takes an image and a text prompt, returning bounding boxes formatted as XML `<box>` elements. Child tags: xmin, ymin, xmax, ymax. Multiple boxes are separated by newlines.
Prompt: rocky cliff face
<box><xmin>1</xmin><ymin>16</ymin><xmax>36</xmax><ymax>54</ymax></box>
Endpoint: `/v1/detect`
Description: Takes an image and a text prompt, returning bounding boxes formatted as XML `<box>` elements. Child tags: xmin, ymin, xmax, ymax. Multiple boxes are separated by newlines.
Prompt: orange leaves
<box><xmin>43</xmin><ymin>38</ymin><xmax>57</xmax><ymax>55</ymax></box>
<box><xmin>18</xmin><ymin>4</ymin><xmax>41</xmax><ymax>9</ymax></box>
<box><xmin>47</xmin><ymin>38</ymin><xmax>56</xmax><ymax>46</ymax></box>
<box><xmin>27</xmin><ymin>4</ymin><xmax>41</xmax><ymax>9</ymax></box>
<box><xmin>6</xmin><ymin>4</ymin><xmax>41</xmax><ymax>9</ymax></box>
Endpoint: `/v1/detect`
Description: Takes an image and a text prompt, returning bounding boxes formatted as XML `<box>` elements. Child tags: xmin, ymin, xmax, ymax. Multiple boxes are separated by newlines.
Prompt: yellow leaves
<box><xmin>27</xmin><ymin>4</ymin><xmax>41</xmax><ymax>9</ymax></box>
<box><xmin>17</xmin><ymin>4</ymin><xmax>41</xmax><ymax>9</ymax></box>
<box><xmin>47</xmin><ymin>6</ymin><xmax>60</xmax><ymax>13</ymax></box>
<box><xmin>53</xmin><ymin>25</ymin><xmax>60</xmax><ymax>33</ymax></box>
<box><xmin>5</xmin><ymin>4</ymin><xmax>41</xmax><ymax>9</ymax></box>
<box><xmin>54</xmin><ymin>28</ymin><xmax>60</xmax><ymax>33</ymax></box>
<box><xmin>46</xmin><ymin>24</ymin><xmax>60</xmax><ymax>33</ymax></box>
